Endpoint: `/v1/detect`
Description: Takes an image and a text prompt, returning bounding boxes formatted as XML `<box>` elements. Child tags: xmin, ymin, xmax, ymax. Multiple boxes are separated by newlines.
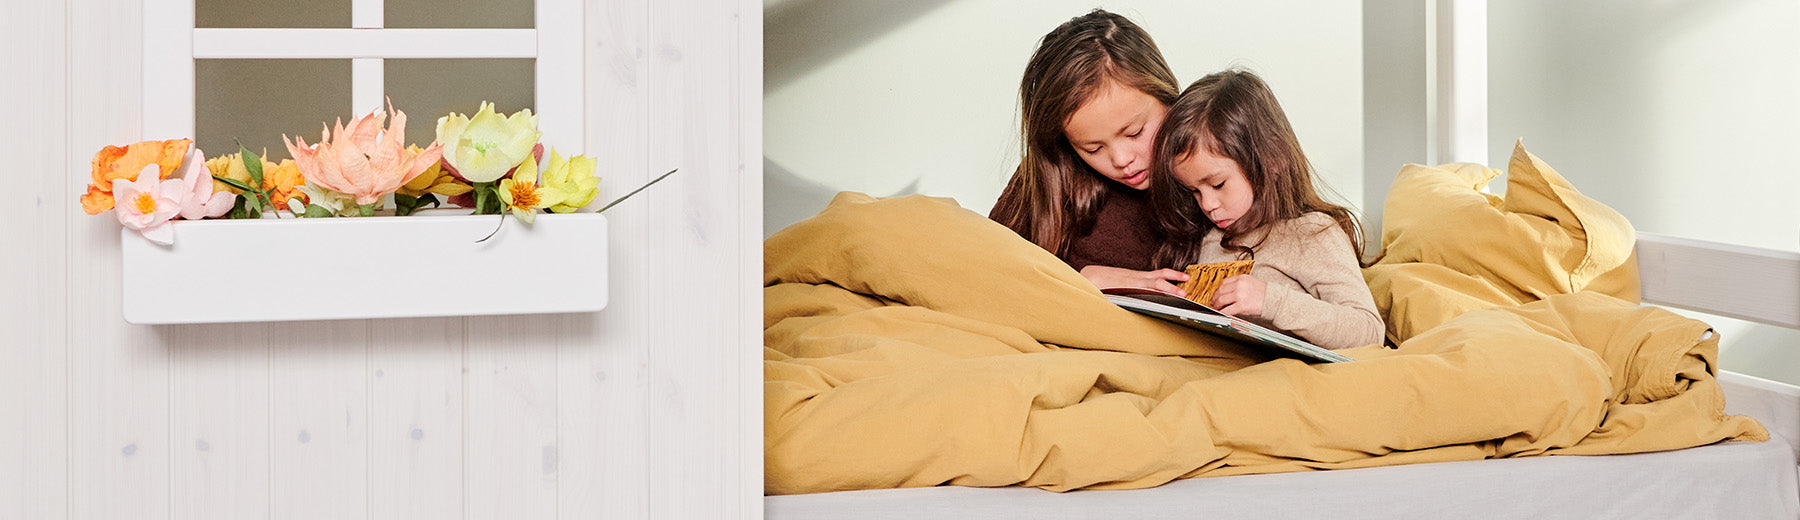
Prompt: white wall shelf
<box><xmin>120</xmin><ymin>213</ymin><xmax>607</xmax><ymax>324</ymax></box>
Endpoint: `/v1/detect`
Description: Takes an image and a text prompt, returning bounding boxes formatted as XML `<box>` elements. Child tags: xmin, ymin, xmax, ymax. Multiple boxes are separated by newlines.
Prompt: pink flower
<box><xmin>176</xmin><ymin>148</ymin><xmax>234</xmax><ymax>220</ymax></box>
<box><xmin>112</xmin><ymin>164</ymin><xmax>187</xmax><ymax>245</ymax></box>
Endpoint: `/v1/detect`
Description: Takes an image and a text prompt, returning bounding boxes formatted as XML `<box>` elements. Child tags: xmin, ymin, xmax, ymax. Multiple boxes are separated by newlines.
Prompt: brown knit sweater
<box><xmin>1194</xmin><ymin>212</ymin><xmax>1385</xmax><ymax>350</ymax></box>
<box><xmin>989</xmin><ymin>184</ymin><xmax>1158</xmax><ymax>272</ymax></box>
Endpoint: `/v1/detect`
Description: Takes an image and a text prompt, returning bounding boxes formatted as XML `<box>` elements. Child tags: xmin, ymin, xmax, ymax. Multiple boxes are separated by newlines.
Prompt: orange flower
<box><xmin>81</xmin><ymin>139</ymin><xmax>192</xmax><ymax>215</ymax></box>
<box><xmin>264</xmin><ymin>159</ymin><xmax>309</xmax><ymax>210</ymax></box>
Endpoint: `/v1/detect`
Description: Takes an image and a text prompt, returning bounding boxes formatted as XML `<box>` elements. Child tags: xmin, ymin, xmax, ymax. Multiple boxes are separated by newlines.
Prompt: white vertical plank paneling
<box><xmin>269</xmin><ymin>321</ymin><xmax>369</xmax><ymax>520</ymax></box>
<box><xmin>369</xmin><ymin>318</ymin><xmax>465</xmax><ymax>520</ymax></box>
<box><xmin>1</xmin><ymin>0</ymin><xmax>70</xmax><ymax>518</ymax></box>
<box><xmin>168</xmin><ymin>325</ymin><xmax>271</xmax><ymax>519</ymax></box>
<box><xmin>465</xmin><ymin>316</ymin><xmax>559</xmax><ymax>520</ymax></box>
<box><xmin>646</xmin><ymin>0</ymin><xmax>688</xmax><ymax>513</ymax></box>
<box><xmin>67</xmin><ymin>0</ymin><xmax>169</xmax><ymax>517</ymax></box>
<box><xmin>68</xmin><ymin>260</ymin><xmax>170</xmax><ymax>520</ymax></box>
<box><xmin>562</xmin><ymin>0</ymin><xmax>651</xmax><ymax>516</ymax></box>
<box><xmin>737</xmin><ymin>0</ymin><xmax>765</xmax><ymax>513</ymax></box>
<box><xmin>647</xmin><ymin>0</ymin><xmax>750</xmax><ymax>516</ymax></box>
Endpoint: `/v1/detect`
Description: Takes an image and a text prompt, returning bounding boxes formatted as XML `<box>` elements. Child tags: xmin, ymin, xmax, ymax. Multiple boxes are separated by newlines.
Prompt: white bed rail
<box><xmin>1636</xmin><ymin>233</ymin><xmax>1800</xmax><ymax>329</ymax></box>
<box><xmin>1635</xmin><ymin>233</ymin><xmax>1800</xmax><ymax>455</ymax></box>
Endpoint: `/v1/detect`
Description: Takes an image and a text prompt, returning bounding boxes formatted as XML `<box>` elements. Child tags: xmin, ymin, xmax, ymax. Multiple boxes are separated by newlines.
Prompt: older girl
<box><xmin>989</xmin><ymin>9</ymin><xmax>1190</xmax><ymax>295</ymax></box>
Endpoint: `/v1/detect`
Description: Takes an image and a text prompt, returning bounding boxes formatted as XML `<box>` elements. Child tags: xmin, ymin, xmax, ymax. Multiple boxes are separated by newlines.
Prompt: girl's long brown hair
<box><xmin>990</xmin><ymin>9</ymin><xmax>1179</xmax><ymax>256</ymax></box>
<box><xmin>1149</xmin><ymin>69</ymin><xmax>1369</xmax><ymax>268</ymax></box>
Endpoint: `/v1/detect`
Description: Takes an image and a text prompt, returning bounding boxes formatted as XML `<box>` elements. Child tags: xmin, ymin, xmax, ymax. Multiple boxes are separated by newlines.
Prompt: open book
<box><xmin>1102</xmin><ymin>287</ymin><xmax>1353</xmax><ymax>363</ymax></box>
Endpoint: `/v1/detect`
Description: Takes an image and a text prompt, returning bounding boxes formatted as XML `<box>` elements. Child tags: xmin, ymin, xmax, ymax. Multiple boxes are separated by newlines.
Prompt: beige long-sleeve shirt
<box><xmin>1194</xmin><ymin>212</ymin><xmax>1385</xmax><ymax>350</ymax></box>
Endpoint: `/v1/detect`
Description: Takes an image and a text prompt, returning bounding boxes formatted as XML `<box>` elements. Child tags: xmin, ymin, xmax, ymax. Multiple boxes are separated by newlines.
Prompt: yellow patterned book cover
<box><xmin>1177</xmin><ymin>259</ymin><xmax>1255</xmax><ymax>305</ymax></box>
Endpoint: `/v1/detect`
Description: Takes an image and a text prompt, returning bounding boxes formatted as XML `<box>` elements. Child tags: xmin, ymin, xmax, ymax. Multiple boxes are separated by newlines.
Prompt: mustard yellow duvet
<box><xmin>764</xmin><ymin>143</ymin><xmax>1765</xmax><ymax>496</ymax></box>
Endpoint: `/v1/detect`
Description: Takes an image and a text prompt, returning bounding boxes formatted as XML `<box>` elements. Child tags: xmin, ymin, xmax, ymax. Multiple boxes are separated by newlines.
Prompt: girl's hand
<box><xmin>1210</xmin><ymin>274</ymin><xmax>1266</xmax><ymax>317</ymax></box>
<box><xmin>1079</xmin><ymin>265</ymin><xmax>1190</xmax><ymax>296</ymax></box>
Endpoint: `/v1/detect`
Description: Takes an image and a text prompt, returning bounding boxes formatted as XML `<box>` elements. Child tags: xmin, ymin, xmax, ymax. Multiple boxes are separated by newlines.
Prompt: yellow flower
<box><xmin>396</xmin><ymin>145</ymin><xmax>472</xmax><ymax>198</ymax></box>
<box><xmin>205</xmin><ymin>152</ymin><xmax>310</xmax><ymax>210</ymax></box>
<box><xmin>204</xmin><ymin>153</ymin><xmax>252</xmax><ymax>194</ymax></box>
<box><xmin>435</xmin><ymin>101</ymin><xmax>541</xmax><ymax>183</ymax></box>
<box><xmin>538</xmin><ymin>148</ymin><xmax>599</xmax><ymax>213</ymax></box>
<box><xmin>496</xmin><ymin>152</ymin><xmax>569</xmax><ymax>224</ymax></box>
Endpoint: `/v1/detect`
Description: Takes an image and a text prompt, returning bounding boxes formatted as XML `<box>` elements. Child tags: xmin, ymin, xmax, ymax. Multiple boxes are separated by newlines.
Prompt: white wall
<box><xmin>1360</xmin><ymin>0</ymin><xmax>1429</xmax><ymax>254</ymax></box>
<box><xmin>0</xmin><ymin>1</ymin><xmax>762</xmax><ymax>519</ymax></box>
<box><xmin>1486</xmin><ymin>0</ymin><xmax>1800</xmax><ymax>386</ymax></box>
<box><xmin>763</xmin><ymin>0</ymin><xmax>1366</xmax><ymax>236</ymax></box>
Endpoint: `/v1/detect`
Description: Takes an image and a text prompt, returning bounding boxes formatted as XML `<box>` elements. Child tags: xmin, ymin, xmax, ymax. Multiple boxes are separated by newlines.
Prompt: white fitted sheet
<box><xmin>767</xmin><ymin>435</ymin><xmax>1798</xmax><ymax>520</ymax></box>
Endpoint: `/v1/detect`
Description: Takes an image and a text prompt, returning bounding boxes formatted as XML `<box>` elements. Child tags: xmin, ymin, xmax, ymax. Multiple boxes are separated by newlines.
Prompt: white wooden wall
<box><xmin>0</xmin><ymin>0</ymin><xmax>763</xmax><ymax>518</ymax></box>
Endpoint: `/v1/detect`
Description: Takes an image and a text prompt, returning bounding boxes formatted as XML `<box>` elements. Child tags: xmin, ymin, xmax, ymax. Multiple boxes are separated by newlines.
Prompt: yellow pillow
<box><xmin>1367</xmin><ymin>140</ymin><xmax>1640</xmax><ymax>344</ymax></box>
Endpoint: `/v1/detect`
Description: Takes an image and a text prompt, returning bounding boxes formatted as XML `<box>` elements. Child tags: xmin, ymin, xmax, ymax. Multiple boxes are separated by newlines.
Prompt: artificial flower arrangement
<box><xmin>82</xmin><ymin>100</ymin><xmax>668</xmax><ymax>245</ymax></box>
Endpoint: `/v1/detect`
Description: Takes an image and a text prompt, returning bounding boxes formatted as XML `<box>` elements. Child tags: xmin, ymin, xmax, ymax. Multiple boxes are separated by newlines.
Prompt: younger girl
<box><xmin>1148</xmin><ymin>69</ymin><xmax>1384</xmax><ymax>350</ymax></box>
<box><xmin>990</xmin><ymin>9</ymin><xmax>1191</xmax><ymax>296</ymax></box>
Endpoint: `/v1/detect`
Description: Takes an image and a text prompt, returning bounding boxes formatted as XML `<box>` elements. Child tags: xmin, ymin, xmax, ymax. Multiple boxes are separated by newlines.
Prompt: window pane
<box><xmin>384</xmin><ymin>59</ymin><xmax>536</xmax><ymax>151</ymax></box>
<box><xmin>195</xmin><ymin>59</ymin><xmax>352</xmax><ymax>162</ymax></box>
<box><xmin>197</xmin><ymin>0</ymin><xmax>350</xmax><ymax>28</ymax></box>
<box><xmin>385</xmin><ymin>0</ymin><xmax>533</xmax><ymax>29</ymax></box>
<box><xmin>1487</xmin><ymin>1</ymin><xmax>1800</xmax><ymax>253</ymax></box>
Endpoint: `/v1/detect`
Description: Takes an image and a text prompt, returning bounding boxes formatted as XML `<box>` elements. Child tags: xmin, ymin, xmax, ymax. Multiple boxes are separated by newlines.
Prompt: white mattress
<box><xmin>767</xmin><ymin>435</ymin><xmax>1799</xmax><ymax>520</ymax></box>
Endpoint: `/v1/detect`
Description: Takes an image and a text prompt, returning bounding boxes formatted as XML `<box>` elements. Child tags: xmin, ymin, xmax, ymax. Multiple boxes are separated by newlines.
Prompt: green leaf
<box><xmin>246</xmin><ymin>204</ymin><xmax>262</xmax><ymax>220</ymax></box>
<box><xmin>395</xmin><ymin>193</ymin><xmax>444</xmax><ymax>217</ymax></box>
<box><xmin>211</xmin><ymin>174</ymin><xmax>256</xmax><ymax>192</ymax></box>
<box><xmin>394</xmin><ymin>193</ymin><xmax>420</xmax><ymax>216</ymax></box>
<box><xmin>303</xmin><ymin>203</ymin><xmax>333</xmax><ymax>218</ymax></box>
<box><xmin>357</xmin><ymin>203</ymin><xmax>376</xmax><ymax>217</ymax></box>
<box><xmin>226</xmin><ymin>195</ymin><xmax>248</xmax><ymax>219</ymax></box>
<box><xmin>235</xmin><ymin>139</ymin><xmax>265</xmax><ymax>189</ymax></box>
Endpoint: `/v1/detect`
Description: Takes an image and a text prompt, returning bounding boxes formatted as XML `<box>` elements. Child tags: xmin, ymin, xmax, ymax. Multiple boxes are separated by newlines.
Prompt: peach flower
<box><xmin>284</xmin><ymin>100</ymin><xmax>443</xmax><ymax>206</ymax></box>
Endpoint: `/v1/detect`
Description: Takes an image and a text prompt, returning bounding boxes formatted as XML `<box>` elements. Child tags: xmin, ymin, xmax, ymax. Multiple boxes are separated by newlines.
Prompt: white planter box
<box><xmin>120</xmin><ymin>212</ymin><xmax>607</xmax><ymax>324</ymax></box>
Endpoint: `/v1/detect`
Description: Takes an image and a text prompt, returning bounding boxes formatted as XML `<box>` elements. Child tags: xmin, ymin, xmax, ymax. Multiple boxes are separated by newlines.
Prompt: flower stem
<box><xmin>596</xmin><ymin>168</ymin><xmax>678</xmax><ymax>213</ymax></box>
<box><xmin>475</xmin><ymin>212</ymin><xmax>507</xmax><ymax>243</ymax></box>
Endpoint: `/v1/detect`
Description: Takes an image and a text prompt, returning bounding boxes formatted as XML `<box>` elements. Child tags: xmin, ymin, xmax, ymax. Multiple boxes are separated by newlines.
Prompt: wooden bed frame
<box><xmin>1637</xmin><ymin>233</ymin><xmax>1800</xmax><ymax>458</ymax></box>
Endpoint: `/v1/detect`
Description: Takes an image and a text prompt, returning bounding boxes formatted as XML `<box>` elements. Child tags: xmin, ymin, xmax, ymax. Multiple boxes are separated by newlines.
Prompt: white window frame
<box><xmin>142</xmin><ymin>0</ymin><xmax>584</xmax><ymax>155</ymax></box>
